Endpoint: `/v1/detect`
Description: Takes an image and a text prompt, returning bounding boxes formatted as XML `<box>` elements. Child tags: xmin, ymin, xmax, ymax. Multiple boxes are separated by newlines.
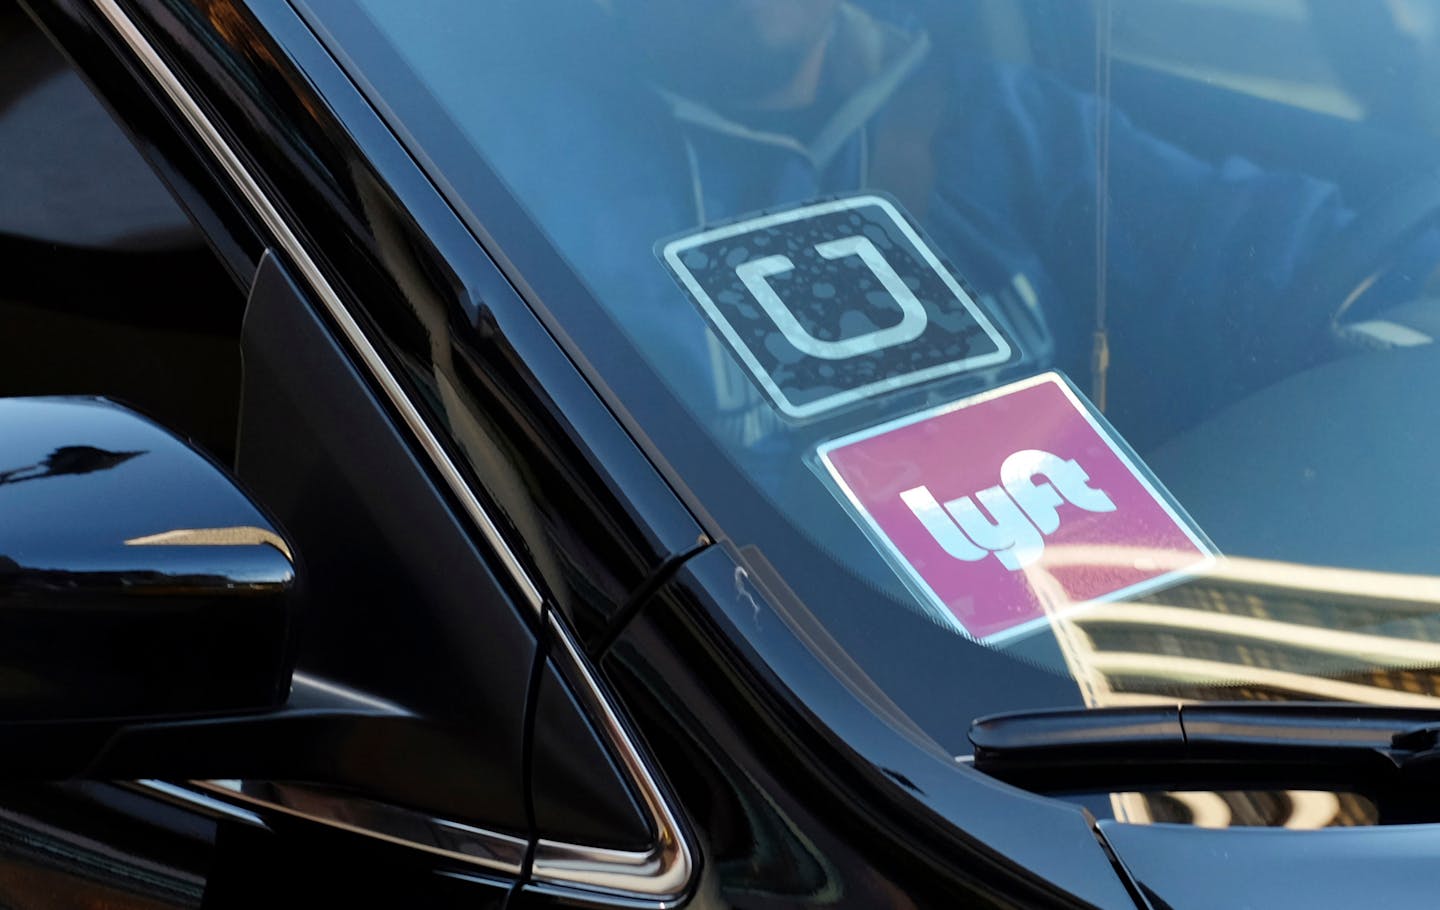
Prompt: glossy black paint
<box><xmin>583</xmin><ymin>545</ymin><xmax>1135</xmax><ymax>909</ymax></box>
<box><xmin>200</xmin><ymin>821</ymin><xmax>513</xmax><ymax>910</ymax></box>
<box><xmin>0</xmin><ymin>684</ymin><xmax>405</xmax><ymax>780</ymax></box>
<box><xmin>7</xmin><ymin>0</ymin><xmax>1396</xmax><ymax>907</ymax></box>
<box><xmin>531</xmin><ymin>655</ymin><xmax>653</xmax><ymax>852</ymax></box>
<box><xmin>236</xmin><ymin>251</ymin><xmax>535</xmax><ymax>834</ymax></box>
<box><xmin>17</xmin><ymin>0</ymin><xmax>699</xmax><ymax>894</ymax></box>
<box><xmin>7</xmin><ymin>0</ymin><xmax>1133</xmax><ymax>904</ymax></box>
<box><xmin>15</xmin><ymin>0</ymin><xmax>265</xmax><ymax>289</ymax></box>
<box><xmin>1099</xmin><ymin>820</ymin><xmax>1440</xmax><ymax>910</ymax></box>
<box><xmin>0</xmin><ymin>0</ymin><xmax>1139</xmax><ymax>906</ymax></box>
<box><xmin>0</xmin><ymin>396</ymin><xmax>294</xmax><ymax>720</ymax></box>
<box><xmin>127</xmin><ymin>0</ymin><xmax>706</xmax><ymax>647</ymax></box>
<box><xmin>22</xmin><ymin>778</ymin><xmax>505</xmax><ymax>908</ymax></box>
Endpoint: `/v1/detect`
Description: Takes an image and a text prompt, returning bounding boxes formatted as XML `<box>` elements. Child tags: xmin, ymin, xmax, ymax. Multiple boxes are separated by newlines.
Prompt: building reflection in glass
<box><xmin>1018</xmin><ymin>547</ymin><xmax>1440</xmax><ymax>829</ymax></box>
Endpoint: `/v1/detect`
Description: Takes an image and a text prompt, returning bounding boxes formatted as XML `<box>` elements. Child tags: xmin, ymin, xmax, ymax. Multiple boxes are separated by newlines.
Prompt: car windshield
<box><xmin>302</xmin><ymin>0</ymin><xmax>1440</xmax><ymax>827</ymax></box>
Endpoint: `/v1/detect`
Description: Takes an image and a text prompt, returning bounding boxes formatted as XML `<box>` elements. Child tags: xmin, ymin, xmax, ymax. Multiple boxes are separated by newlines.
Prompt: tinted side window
<box><xmin>0</xmin><ymin>3</ymin><xmax>244</xmax><ymax>462</ymax></box>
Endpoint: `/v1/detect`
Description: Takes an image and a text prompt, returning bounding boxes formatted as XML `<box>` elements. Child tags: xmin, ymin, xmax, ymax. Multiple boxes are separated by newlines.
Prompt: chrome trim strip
<box><xmin>534</xmin><ymin>613</ymin><xmax>692</xmax><ymax>905</ymax></box>
<box><xmin>133</xmin><ymin>779</ymin><xmax>530</xmax><ymax>876</ymax></box>
<box><xmin>132</xmin><ymin>780</ymin><xmax>266</xmax><ymax>827</ymax></box>
<box><xmin>89</xmin><ymin>0</ymin><xmax>692</xmax><ymax>901</ymax></box>
<box><xmin>193</xmin><ymin>781</ymin><xmax>528</xmax><ymax>874</ymax></box>
<box><xmin>88</xmin><ymin>0</ymin><xmax>541</xmax><ymax>615</ymax></box>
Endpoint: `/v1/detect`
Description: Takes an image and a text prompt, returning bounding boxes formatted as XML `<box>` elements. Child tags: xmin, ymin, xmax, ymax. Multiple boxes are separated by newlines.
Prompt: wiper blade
<box><xmin>968</xmin><ymin>702</ymin><xmax>1440</xmax><ymax>802</ymax></box>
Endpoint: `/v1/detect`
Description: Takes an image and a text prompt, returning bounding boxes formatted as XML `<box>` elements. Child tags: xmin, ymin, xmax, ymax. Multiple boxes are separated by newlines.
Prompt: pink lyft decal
<box><xmin>818</xmin><ymin>373</ymin><xmax>1214</xmax><ymax>642</ymax></box>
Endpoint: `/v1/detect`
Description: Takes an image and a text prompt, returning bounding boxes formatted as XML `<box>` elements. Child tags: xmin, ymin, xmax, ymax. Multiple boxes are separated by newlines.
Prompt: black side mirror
<box><xmin>0</xmin><ymin>397</ymin><xmax>296</xmax><ymax>721</ymax></box>
<box><xmin>0</xmin><ymin>398</ymin><xmax>421</xmax><ymax>782</ymax></box>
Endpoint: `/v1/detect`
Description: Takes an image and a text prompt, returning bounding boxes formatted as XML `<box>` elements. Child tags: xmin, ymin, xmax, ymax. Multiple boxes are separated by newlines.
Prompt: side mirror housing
<box><xmin>0</xmin><ymin>397</ymin><xmax>296</xmax><ymax>721</ymax></box>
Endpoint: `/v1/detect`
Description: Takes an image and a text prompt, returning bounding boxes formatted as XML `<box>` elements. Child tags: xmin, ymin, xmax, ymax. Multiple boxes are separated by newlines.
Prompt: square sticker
<box><xmin>662</xmin><ymin>195</ymin><xmax>1016</xmax><ymax>418</ymax></box>
<box><xmin>818</xmin><ymin>373</ymin><xmax>1214</xmax><ymax>642</ymax></box>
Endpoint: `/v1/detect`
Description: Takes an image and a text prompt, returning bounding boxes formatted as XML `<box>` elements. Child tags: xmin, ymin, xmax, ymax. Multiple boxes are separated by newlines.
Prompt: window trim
<box><xmin>89</xmin><ymin>0</ymin><xmax>694</xmax><ymax>902</ymax></box>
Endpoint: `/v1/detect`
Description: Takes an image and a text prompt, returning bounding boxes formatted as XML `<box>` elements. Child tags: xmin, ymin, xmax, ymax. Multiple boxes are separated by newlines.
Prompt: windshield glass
<box><xmin>302</xmin><ymin>0</ymin><xmax>1440</xmax><ymax>829</ymax></box>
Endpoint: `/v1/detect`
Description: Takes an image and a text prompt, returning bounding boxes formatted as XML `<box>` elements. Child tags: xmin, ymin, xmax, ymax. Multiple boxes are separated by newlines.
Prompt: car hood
<box><xmin>1100</xmin><ymin>819</ymin><xmax>1440</xmax><ymax>909</ymax></box>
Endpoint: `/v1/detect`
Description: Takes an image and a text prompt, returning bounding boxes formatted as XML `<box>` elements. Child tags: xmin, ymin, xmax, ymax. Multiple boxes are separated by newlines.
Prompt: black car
<box><xmin>7</xmin><ymin>0</ymin><xmax>1440</xmax><ymax>906</ymax></box>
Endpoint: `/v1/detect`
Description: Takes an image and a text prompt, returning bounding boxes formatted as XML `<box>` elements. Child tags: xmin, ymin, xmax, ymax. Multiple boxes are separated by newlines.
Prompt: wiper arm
<box><xmin>968</xmin><ymin>703</ymin><xmax>1440</xmax><ymax>810</ymax></box>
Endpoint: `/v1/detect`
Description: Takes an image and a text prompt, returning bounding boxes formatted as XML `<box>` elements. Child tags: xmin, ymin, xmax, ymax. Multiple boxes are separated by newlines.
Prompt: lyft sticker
<box><xmin>818</xmin><ymin>373</ymin><xmax>1214</xmax><ymax>642</ymax></box>
<box><xmin>662</xmin><ymin>195</ymin><xmax>1017</xmax><ymax>418</ymax></box>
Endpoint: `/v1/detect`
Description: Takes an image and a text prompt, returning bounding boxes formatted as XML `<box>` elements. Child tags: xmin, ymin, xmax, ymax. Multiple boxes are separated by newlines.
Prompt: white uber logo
<box><xmin>661</xmin><ymin>195</ymin><xmax>1015</xmax><ymax>418</ymax></box>
<box><xmin>735</xmin><ymin>235</ymin><xmax>929</xmax><ymax>359</ymax></box>
<box><xmin>901</xmin><ymin>450</ymin><xmax>1116</xmax><ymax>571</ymax></box>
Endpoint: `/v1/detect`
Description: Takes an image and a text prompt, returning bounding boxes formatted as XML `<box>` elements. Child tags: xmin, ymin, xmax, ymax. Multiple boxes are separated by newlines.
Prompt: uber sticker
<box><xmin>662</xmin><ymin>195</ymin><xmax>1016</xmax><ymax>418</ymax></box>
<box><xmin>818</xmin><ymin>373</ymin><xmax>1215</xmax><ymax>642</ymax></box>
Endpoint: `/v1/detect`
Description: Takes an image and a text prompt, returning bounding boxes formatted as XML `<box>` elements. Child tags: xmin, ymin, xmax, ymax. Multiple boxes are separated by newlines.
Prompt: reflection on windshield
<box><xmin>1039</xmin><ymin>552</ymin><xmax>1440</xmax><ymax>827</ymax></box>
<box><xmin>1047</xmin><ymin>552</ymin><xmax>1440</xmax><ymax>706</ymax></box>
<box><xmin>305</xmin><ymin>0</ymin><xmax>1440</xmax><ymax>830</ymax></box>
<box><xmin>1113</xmin><ymin>789</ymin><xmax>1379</xmax><ymax>829</ymax></box>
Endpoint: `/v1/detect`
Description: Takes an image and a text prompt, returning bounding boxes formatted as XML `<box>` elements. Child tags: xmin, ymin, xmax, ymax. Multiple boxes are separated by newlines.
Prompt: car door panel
<box><xmin>197</xmin><ymin>802</ymin><xmax>514</xmax><ymax>909</ymax></box>
<box><xmin>0</xmin><ymin>781</ymin><xmax>513</xmax><ymax>910</ymax></box>
<box><xmin>0</xmin><ymin>784</ymin><xmax>209</xmax><ymax>910</ymax></box>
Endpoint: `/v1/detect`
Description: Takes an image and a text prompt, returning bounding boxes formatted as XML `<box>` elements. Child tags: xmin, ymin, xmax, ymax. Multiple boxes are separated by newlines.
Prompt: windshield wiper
<box><xmin>968</xmin><ymin>702</ymin><xmax>1440</xmax><ymax>819</ymax></box>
